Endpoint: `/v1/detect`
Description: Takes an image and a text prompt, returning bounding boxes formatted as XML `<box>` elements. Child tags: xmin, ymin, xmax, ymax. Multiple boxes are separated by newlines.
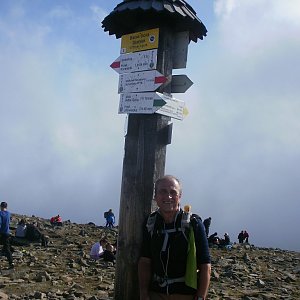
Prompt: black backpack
<box><xmin>25</xmin><ymin>224</ymin><xmax>42</xmax><ymax>241</ymax></box>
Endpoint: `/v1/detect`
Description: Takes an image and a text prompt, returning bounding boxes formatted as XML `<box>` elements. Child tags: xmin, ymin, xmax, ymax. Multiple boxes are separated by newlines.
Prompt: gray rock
<box><xmin>1</xmin><ymin>213</ymin><xmax>299</xmax><ymax>300</ymax></box>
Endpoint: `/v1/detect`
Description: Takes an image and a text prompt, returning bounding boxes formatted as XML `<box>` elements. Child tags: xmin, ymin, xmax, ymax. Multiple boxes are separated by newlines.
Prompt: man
<box><xmin>202</xmin><ymin>217</ymin><xmax>211</xmax><ymax>237</ymax></box>
<box><xmin>238</xmin><ymin>230</ymin><xmax>244</xmax><ymax>244</ymax></box>
<box><xmin>90</xmin><ymin>238</ymin><xmax>108</xmax><ymax>260</ymax></box>
<box><xmin>105</xmin><ymin>209</ymin><xmax>115</xmax><ymax>228</ymax></box>
<box><xmin>243</xmin><ymin>230</ymin><xmax>249</xmax><ymax>243</ymax></box>
<box><xmin>138</xmin><ymin>175</ymin><xmax>211</xmax><ymax>300</ymax></box>
<box><xmin>0</xmin><ymin>201</ymin><xmax>14</xmax><ymax>268</ymax></box>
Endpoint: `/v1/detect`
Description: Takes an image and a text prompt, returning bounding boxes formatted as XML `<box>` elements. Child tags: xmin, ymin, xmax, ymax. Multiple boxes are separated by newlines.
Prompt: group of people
<box><xmin>90</xmin><ymin>237</ymin><xmax>116</xmax><ymax>263</ymax></box>
<box><xmin>202</xmin><ymin>217</ymin><xmax>231</xmax><ymax>248</ymax></box>
<box><xmin>14</xmin><ymin>219</ymin><xmax>49</xmax><ymax>247</ymax></box>
<box><xmin>2</xmin><ymin>174</ymin><xmax>213</xmax><ymax>299</ymax></box>
<box><xmin>0</xmin><ymin>201</ymin><xmax>56</xmax><ymax>269</ymax></box>
<box><xmin>238</xmin><ymin>230</ymin><xmax>250</xmax><ymax>243</ymax></box>
<box><xmin>207</xmin><ymin>232</ymin><xmax>231</xmax><ymax>248</ymax></box>
<box><xmin>203</xmin><ymin>215</ymin><xmax>250</xmax><ymax>249</ymax></box>
<box><xmin>50</xmin><ymin>214</ymin><xmax>63</xmax><ymax>226</ymax></box>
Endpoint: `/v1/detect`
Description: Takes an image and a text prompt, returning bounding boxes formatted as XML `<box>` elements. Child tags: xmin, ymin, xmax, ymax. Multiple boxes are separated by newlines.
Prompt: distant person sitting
<box><xmin>25</xmin><ymin>222</ymin><xmax>48</xmax><ymax>246</ymax></box>
<box><xmin>238</xmin><ymin>230</ymin><xmax>245</xmax><ymax>243</ymax></box>
<box><xmin>104</xmin><ymin>209</ymin><xmax>115</xmax><ymax>228</ymax></box>
<box><xmin>224</xmin><ymin>232</ymin><xmax>231</xmax><ymax>245</ymax></box>
<box><xmin>243</xmin><ymin>230</ymin><xmax>249</xmax><ymax>243</ymax></box>
<box><xmin>15</xmin><ymin>219</ymin><xmax>27</xmax><ymax>238</ymax></box>
<box><xmin>208</xmin><ymin>232</ymin><xmax>218</xmax><ymax>247</ymax></box>
<box><xmin>90</xmin><ymin>238</ymin><xmax>108</xmax><ymax>260</ymax></box>
<box><xmin>50</xmin><ymin>215</ymin><xmax>63</xmax><ymax>226</ymax></box>
<box><xmin>220</xmin><ymin>232</ymin><xmax>231</xmax><ymax>248</ymax></box>
<box><xmin>203</xmin><ymin>217</ymin><xmax>212</xmax><ymax>237</ymax></box>
<box><xmin>102</xmin><ymin>243</ymin><xmax>116</xmax><ymax>263</ymax></box>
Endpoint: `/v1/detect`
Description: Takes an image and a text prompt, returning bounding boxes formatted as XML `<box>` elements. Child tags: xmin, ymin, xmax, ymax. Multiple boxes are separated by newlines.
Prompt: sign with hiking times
<box><xmin>155</xmin><ymin>93</ymin><xmax>187</xmax><ymax>121</ymax></box>
<box><xmin>120</xmin><ymin>28</ymin><xmax>159</xmax><ymax>54</ymax></box>
<box><xmin>118</xmin><ymin>70</ymin><xmax>167</xmax><ymax>93</ymax></box>
<box><xmin>110</xmin><ymin>49</ymin><xmax>157</xmax><ymax>74</ymax></box>
<box><xmin>118</xmin><ymin>92</ymin><xmax>167</xmax><ymax>114</ymax></box>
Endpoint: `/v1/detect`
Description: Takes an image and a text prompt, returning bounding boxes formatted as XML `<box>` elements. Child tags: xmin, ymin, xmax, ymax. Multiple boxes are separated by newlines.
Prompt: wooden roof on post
<box><xmin>101</xmin><ymin>0</ymin><xmax>207</xmax><ymax>42</ymax></box>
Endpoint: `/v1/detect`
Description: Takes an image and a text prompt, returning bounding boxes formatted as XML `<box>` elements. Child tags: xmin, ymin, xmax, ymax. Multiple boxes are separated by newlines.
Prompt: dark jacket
<box><xmin>140</xmin><ymin>209</ymin><xmax>211</xmax><ymax>295</ymax></box>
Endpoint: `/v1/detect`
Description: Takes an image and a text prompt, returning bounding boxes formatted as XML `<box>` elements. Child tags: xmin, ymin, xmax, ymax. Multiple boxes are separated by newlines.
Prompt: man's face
<box><xmin>155</xmin><ymin>178</ymin><xmax>181</xmax><ymax>214</ymax></box>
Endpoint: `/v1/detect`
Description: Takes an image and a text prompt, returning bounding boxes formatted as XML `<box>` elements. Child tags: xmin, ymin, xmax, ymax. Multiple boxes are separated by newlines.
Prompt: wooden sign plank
<box><xmin>121</xmin><ymin>28</ymin><xmax>159</xmax><ymax>54</ymax></box>
<box><xmin>155</xmin><ymin>93</ymin><xmax>186</xmax><ymax>121</ymax></box>
<box><xmin>118</xmin><ymin>70</ymin><xmax>167</xmax><ymax>93</ymax></box>
<box><xmin>110</xmin><ymin>49</ymin><xmax>157</xmax><ymax>74</ymax></box>
<box><xmin>171</xmin><ymin>74</ymin><xmax>193</xmax><ymax>93</ymax></box>
<box><xmin>119</xmin><ymin>92</ymin><xmax>167</xmax><ymax>114</ymax></box>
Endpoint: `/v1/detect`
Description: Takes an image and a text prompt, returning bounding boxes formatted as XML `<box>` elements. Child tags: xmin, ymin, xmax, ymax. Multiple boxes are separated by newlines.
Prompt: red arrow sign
<box><xmin>110</xmin><ymin>61</ymin><xmax>120</xmax><ymax>69</ymax></box>
<box><xmin>118</xmin><ymin>70</ymin><xmax>167</xmax><ymax>94</ymax></box>
<box><xmin>110</xmin><ymin>49</ymin><xmax>157</xmax><ymax>74</ymax></box>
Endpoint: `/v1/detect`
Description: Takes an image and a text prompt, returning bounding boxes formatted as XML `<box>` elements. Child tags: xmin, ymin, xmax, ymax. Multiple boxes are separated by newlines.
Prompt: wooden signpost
<box><xmin>102</xmin><ymin>1</ymin><xmax>207</xmax><ymax>299</ymax></box>
<box><xmin>112</xmin><ymin>27</ymin><xmax>190</xmax><ymax>300</ymax></box>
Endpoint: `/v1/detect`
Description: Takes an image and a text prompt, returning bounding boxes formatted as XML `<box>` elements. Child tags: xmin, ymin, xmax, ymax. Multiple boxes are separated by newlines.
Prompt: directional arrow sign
<box><xmin>119</xmin><ymin>92</ymin><xmax>167</xmax><ymax>114</ymax></box>
<box><xmin>118</xmin><ymin>70</ymin><xmax>167</xmax><ymax>94</ymax></box>
<box><xmin>110</xmin><ymin>49</ymin><xmax>157</xmax><ymax>74</ymax></box>
<box><xmin>171</xmin><ymin>75</ymin><xmax>193</xmax><ymax>93</ymax></box>
<box><xmin>155</xmin><ymin>93</ymin><xmax>186</xmax><ymax>121</ymax></box>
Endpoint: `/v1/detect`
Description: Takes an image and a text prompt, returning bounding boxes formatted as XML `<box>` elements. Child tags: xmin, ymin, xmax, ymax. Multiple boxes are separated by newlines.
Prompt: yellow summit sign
<box><xmin>121</xmin><ymin>28</ymin><xmax>159</xmax><ymax>54</ymax></box>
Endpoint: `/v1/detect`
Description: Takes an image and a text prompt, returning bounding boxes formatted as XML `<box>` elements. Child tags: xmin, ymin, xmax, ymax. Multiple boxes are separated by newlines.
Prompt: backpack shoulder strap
<box><xmin>180</xmin><ymin>210</ymin><xmax>190</xmax><ymax>241</ymax></box>
<box><xmin>146</xmin><ymin>210</ymin><xmax>199</xmax><ymax>239</ymax></box>
<box><xmin>146</xmin><ymin>211</ymin><xmax>158</xmax><ymax>237</ymax></box>
<box><xmin>190</xmin><ymin>213</ymin><xmax>202</xmax><ymax>230</ymax></box>
<box><xmin>181</xmin><ymin>211</ymin><xmax>190</xmax><ymax>229</ymax></box>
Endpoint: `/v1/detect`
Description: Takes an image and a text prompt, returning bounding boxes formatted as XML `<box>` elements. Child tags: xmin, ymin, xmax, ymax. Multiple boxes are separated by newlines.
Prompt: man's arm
<box><xmin>196</xmin><ymin>263</ymin><xmax>211</xmax><ymax>299</ymax></box>
<box><xmin>192</xmin><ymin>217</ymin><xmax>211</xmax><ymax>299</ymax></box>
<box><xmin>138</xmin><ymin>256</ymin><xmax>152</xmax><ymax>300</ymax></box>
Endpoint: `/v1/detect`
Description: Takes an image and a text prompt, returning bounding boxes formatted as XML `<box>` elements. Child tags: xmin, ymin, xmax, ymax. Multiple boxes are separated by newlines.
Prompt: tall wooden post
<box><xmin>114</xmin><ymin>26</ymin><xmax>173</xmax><ymax>300</ymax></box>
<box><xmin>102</xmin><ymin>1</ymin><xmax>207</xmax><ymax>299</ymax></box>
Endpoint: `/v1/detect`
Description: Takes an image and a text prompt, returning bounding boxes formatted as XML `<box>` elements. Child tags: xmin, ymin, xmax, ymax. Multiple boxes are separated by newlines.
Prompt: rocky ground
<box><xmin>0</xmin><ymin>214</ymin><xmax>299</xmax><ymax>300</ymax></box>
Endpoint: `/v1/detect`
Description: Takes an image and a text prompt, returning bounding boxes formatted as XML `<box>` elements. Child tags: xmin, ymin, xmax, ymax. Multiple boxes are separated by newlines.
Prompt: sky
<box><xmin>0</xmin><ymin>0</ymin><xmax>299</xmax><ymax>252</ymax></box>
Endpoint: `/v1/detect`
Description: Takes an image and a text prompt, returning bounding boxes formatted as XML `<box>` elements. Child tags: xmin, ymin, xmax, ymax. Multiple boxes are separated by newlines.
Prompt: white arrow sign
<box><xmin>118</xmin><ymin>70</ymin><xmax>167</xmax><ymax>94</ymax></box>
<box><xmin>119</xmin><ymin>92</ymin><xmax>167</xmax><ymax>114</ymax></box>
<box><xmin>155</xmin><ymin>93</ymin><xmax>186</xmax><ymax>121</ymax></box>
<box><xmin>110</xmin><ymin>49</ymin><xmax>157</xmax><ymax>74</ymax></box>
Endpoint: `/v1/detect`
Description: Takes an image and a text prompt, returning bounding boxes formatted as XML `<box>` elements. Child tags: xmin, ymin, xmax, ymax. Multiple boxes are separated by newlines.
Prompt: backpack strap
<box><xmin>181</xmin><ymin>210</ymin><xmax>191</xmax><ymax>241</ymax></box>
<box><xmin>146</xmin><ymin>211</ymin><xmax>158</xmax><ymax>237</ymax></box>
<box><xmin>146</xmin><ymin>209</ymin><xmax>202</xmax><ymax>251</ymax></box>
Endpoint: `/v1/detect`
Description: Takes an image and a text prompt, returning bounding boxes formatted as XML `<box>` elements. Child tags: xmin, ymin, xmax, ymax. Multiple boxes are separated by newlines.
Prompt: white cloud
<box><xmin>90</xmin><ymin>5</ymin><xmax>108</xmax><ymax>22</ymax></box>
<box><xmin>0</xmin><ymin>0</ymin><xmax>299</xmax><ymax>250</ymax></box>
<box><xmin>214</xmin><ymin>0</ymin><xmax>237</xmax><ymax>17</ymax></box>
<box><xmin>48</xmin><ymin>5</ymin><xmax>73</xmax><ymax>19</ymax></box>
<box><xmin>214</xmin><ymin>0</ymin><xmax>300</xmax><ymax>56</ymax></box>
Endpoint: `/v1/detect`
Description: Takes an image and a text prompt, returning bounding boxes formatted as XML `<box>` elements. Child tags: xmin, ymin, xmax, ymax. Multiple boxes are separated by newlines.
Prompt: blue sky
<box><xmin>0</xmin><ymin>0</ymin><xmax>299</xmax><ymax>251</ymax></box>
